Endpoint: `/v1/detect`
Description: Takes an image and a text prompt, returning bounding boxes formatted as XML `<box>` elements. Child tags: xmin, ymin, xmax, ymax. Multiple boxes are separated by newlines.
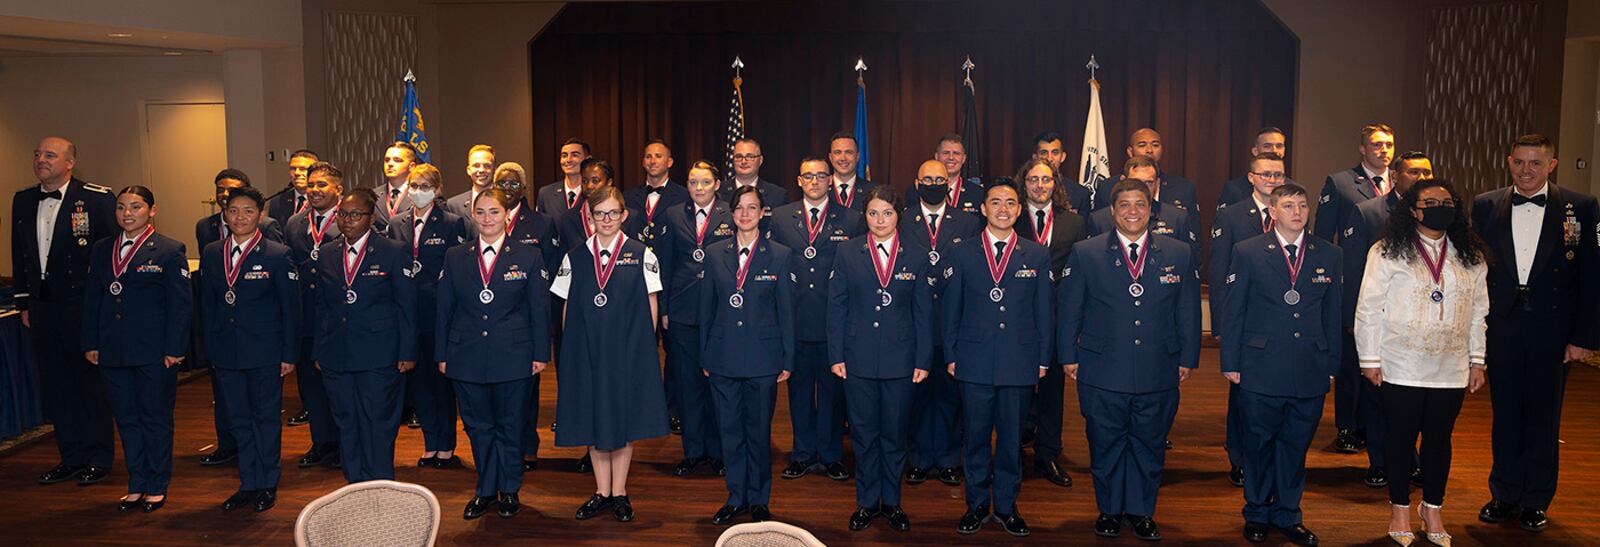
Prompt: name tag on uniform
<box><xmin>1014</xmin><ymin>268</ymin><xmax>1037</xmax><ymax>278</ymax></box>
<box><xmin>244</xmin><ymin>271</ymin><xmax>270</xmax><ymax>280</ymax></box>
<box><xmin>504</xmin><ymin>271</ymin><xmax>528</xmax><ymax>281</ymax></box>
<box><xmin>136</xmin><ymin>264</ymin><xmax>163</xmax><ymax>273</ymax></box>
<box><xmin>1159</xmin><ymin>273</ymin><xmax>1181</xmax><ymax>285</ymax></box>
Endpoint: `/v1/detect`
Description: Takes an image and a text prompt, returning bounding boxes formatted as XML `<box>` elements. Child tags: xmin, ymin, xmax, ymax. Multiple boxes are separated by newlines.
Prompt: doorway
<box><xmin>141</xmin><ymin>102</ymin><xmax>228</xmax><ymax>258</ymax></box>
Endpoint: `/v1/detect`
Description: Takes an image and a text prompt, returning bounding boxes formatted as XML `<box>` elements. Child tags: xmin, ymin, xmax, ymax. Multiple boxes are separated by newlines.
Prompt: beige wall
<box><xmin>0</xmin><ymin>54</ymin><xmax>225</xmax><ymax>273</ymax></box>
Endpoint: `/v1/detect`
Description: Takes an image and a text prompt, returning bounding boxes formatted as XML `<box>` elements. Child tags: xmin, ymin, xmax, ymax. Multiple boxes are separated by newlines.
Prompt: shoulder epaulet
<box><xmin>82</xmin><ymin>183</ymin><xmax>112</xmax><ymax>194</ymax></box>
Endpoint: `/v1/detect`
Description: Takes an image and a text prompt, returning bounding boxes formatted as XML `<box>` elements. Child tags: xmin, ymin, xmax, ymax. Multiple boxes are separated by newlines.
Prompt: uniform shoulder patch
<box><xmin>1211</xmin><ymin>227</ymin><xmax>1223</xmax><ymax>238</ymax></box>
<box><xmin>1344</xmin><ymin>226</ymin><xmax>1355</xmax><ymax>237</ymax></box>
<box><xmin>1226</xmin><ymin>273</ymin><xmax>1236</xmax><ymax>284</ymax></box>
<box><xmin>1319</xmin><ymin>194</ymin><xmax>1331</xmax><ymax>204</ymax></box>
<box><xmin>82</xmin><ymin>182</ymin><xmax>112</xmax><ymax>194</ymax></box>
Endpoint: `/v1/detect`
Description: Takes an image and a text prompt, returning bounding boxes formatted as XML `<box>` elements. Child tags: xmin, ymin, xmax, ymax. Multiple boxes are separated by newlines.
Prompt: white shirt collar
<box><xmin>921</xmin><ymin>202</ymin><xmax>946</xmax><ymax>220</ymax></box>
<box><xmin>345</xmin><ymin>231</ymin><xmax>371</xmax><ymax>252</ymax></box>
<box><xmin>1251</xmin><ymin>193</ymin><xmax>1271</xmax><ymax>212</ymax></box>
<box><xmin>1362</xmin><ymin>164</ymin><xmax>1389</xmax><ymax>182</ymax></box>
<box><xmin>833</xmin><ymin>174</ymin><xmax>857</xmax><ymax>189</ymax></box>
<box><xmin>1116</xmin><ymin>230</ymin><xmax>1149</xmax><ymax>250</ymax></box>
<box><xmin>803</xmin><ymin>197</ymin><xmax>829</xmax><ymax>211</ymax></box>
<box><xmin>586</xmin><ymin>232</ymin><xmax>625</xmax><ymax>252</ymax></box>
<box><xmin>1028</xmin><ymin>202</ymin><xmax>1052</xmax><ymax>216</ymax></box>
<box><xmin>733</xmin><ymin>175</ymin><xmax>760</xmax><ymax>188</ymax></box>
<box><xmin>1418</xmin><ymin>230</ymin><xmax>1446</xmax><ymax>251</ymax></box>
<box><xmin>1274</xmin><ymin>229</ymin><xmax>1305</xmax><ymax>249</ymax></box>
<box><xmin>479</xmin><ymin>235</ymin><xmax>504</xmax><ymax>255</ymax></box>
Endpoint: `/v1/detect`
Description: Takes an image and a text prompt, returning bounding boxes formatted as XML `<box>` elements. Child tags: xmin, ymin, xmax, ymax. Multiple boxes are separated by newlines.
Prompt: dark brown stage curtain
<box><xmin>529</xmin><ymin>0</ymin><xmax>1297</xmax><ymax>235</ymax></box>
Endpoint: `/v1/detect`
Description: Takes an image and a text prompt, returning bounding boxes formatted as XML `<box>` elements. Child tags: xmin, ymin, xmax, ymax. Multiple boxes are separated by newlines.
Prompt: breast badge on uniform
<box><xmin>1015</xmin><ymin>268</ymin><xmax>1036</xmax><ymax>278</ymax></box>
<box><xmin>504</xmin><ymin>271</ymin><xmax>528</xmax><ymax>281</ymax></box>
<box><xmin>1159</xmin><ymin>273</ymin><xmax>1181</xmax><ymax>284</ymax></box>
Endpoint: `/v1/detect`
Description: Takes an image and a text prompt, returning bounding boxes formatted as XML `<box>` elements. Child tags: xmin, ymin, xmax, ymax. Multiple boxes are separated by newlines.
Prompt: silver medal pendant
<box><xmin>989</xmin><ymin>286</ymin><xmax>1004</xmax><ymax>302</ymax></box>
<box><xmin>1283</xmin><ymin>289</ymin><xmax>1301</xmax><ymax>306</ymax></box>
<box><xmin>804</xmin><ymin>246</ymin><xmax>817</xmax><ymax>259</ymax></box>
<box><xmin>412</xmin><ymin>260</ymin><xmax>422</xmax><ymax>273</ymax></box>
<box><xmin>594</xmin><ymin>292</ymin><xmax>608</xmax><ymax>308</ymax></box>
<box><xmin>224</xmin><ymin>289</ymin><xmax>237</xmax><ymax>305</ymax></box>
<box><xmin>310</xmin><ymin>248</ymin><xmax>320</xmax><ymax>261</ymax></box>
<box><xmin>1128</xmin><ymin>283</ymin><xmax>1144</xmax><ymax>298</ymax></box>
<box><xmin>109</xmin><ymin>281</ymin><xmax>123</xmax><ymax>295</ymax></box>
<box><xmin>345</xmin><ymin>289</ymin><xmax>358</xmax><ymax>304</ymax></box>
<box><xmin>880</xmin><ymin>290</ymin><xmax>893</xmax><ymax>307</ymax></box>
<box><xmin>1429</xmin><ymin>289</ymin><xmax>1443</xmax><ymax>303</ymax></box>
<box><xmin>479</xmin><ymin>288</ymin><xmax>495</xmax><ymax>304</ymax></box>
<box><xmin>729</xmin><ymin>292</ymin><xmax>744</xmax><ymax>309</ymax></box>
<box><xmin>693</xmin><ymin>248</ymin><xmax>705</xmax><ymax>262</ymax></box>
<box><xmin>928</xmin><ymin>250</ymin><xmax>940</xmax><ymax>265</ymax></box>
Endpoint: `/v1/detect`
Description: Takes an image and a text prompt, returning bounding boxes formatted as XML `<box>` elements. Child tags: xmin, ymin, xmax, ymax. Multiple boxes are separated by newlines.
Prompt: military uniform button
<box><xmin>1134</xmin><ymin>320</ymin><xmax>1142</xmax><ymax>326</ymax></box>
<box><xmin>736</xmin><ymin>320</ymin><xmax>744</xmax><ymax>327</ymax></box>
<box><xmin>1293</xmin><ymin>332</ymin><xmax>1302</xmax><ymax>338</ymax></box>
<box><xmin>999</xmin><ymin>323</ymin><xmax>1007</xmax><ymax>330</ymax></box>
<box><xmin>1134</xmin><ymin>339</ymin><xmax>1142</xmax><ymax>346</ymax></box>
<box><xmin>872</xmin><ymin>322</ymin><xmax>880</xmax><ymax>328</ymax></box>
<box><xmin>999</xmin><ymin>305</ymin><xmax>1006</xmax><ymax>312</ymax></box>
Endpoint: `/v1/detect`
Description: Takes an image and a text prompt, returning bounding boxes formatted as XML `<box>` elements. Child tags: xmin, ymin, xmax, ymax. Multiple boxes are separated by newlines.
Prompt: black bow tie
<box><xmin>1511</xmin><ymin>193</ymin><xmax>1547</xmax><ymax>207</ymax></box>
<box><xmin>41</xmin><ymin>189</ymin><xmax>63</xmax><ymax>201</ymax></box>
<box><xmin>647</xmin><ymin>186</ymin><xmax>663</xmax><ymax>195</ymax></box>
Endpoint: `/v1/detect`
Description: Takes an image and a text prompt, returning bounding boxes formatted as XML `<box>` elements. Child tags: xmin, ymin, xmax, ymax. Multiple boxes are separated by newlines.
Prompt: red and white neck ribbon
<box><xmin>804</xmin><ymin>201</ymin><xmax>829</xmax><ymax>248</ymax></box>
<box><xmin>592</xmin><ymin>234</ymin><xmax>624</xmax><ymax>293</ymax></box>
<box><xmin>308</xmin><ymin>208</ymin><xmax>336</xmax><ymax>247</ymax></box>
<box><xmin>1121</xmin><ymin>235</ymin><xmax>1147</xmax><ymax>283</ymax></box>
<box><xmin>224</xmin><ymin>231</ymin><xmax>264</xmax><ymax>291</ymax></box>
<box><xmin>871</xmin><ymin>234</ymin><xmax>899</xmax><ymax>291</ymax></box>
<box><xmin>1415</xmin><ymin>238</ymin><xmax>1448</xmax><ymax>288</ymax></box>
<box><xmin>1281</xmin><ymin>237</ymin><xmax>1306</xmax><ymax>287</ymax></box>
<box><xmin>1033</xmin><ymin>207</ymin><xmax>1054</xmax><ymax>246</ymax></box>
<box><xmin>113</xmin><ymin>225</ymin><xmax>156</xmax><ymax>281</ymax></box>
<box><xmin>478</xmin><ymin>240</ymin><xmax>500</xmax><ymax>289</ymax></box>
<box><xmin>982</xmin><ymin>230</ymin><xmax>1018</xmax><ymax>286</ymax></box>
<box><xmin>342</xmin><ymin>238</ymin><xmax>368</xmax><ymax>288</ymax></box>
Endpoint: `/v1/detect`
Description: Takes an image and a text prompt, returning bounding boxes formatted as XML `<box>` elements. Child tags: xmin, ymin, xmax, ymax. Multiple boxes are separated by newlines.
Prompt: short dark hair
<box><xmin>307</xmin><ymin>161</ymin><xmax>343</xmax><ymax>185</ymax></box>
<box><xmin>1109</xmin><ymin>178</ymin><xmax>1153</xmax><ymax>205</ymax></box>
<box><xmin>644</xmin><ymin>138</ymin><xmax>670</xmax><ymax>152</ymax></box>
<box><xmin>387</xmin><ymin>141</ymin><xmax>420</xmax><ymax>162</ymax></box>
<box><xmin>223</xmin><ymin>186</ymin><xmax>266</xmax><ymax>209</ymax></box>
<box><xmin>983</xmin><ymin>177</ymin><xmax>1019</xmax><ymax>200</ymax></box>
<box><xmin>1124</xmin><ymin>154</ymin><xmax>1160</xmax><ymax>173</ymax></box>
<box><xmin>729</xmin><ymin>183</ymin><xmax>764</xmax><ymax>210</ymax></box>
<box><xmin>1032</xmin><ymin>131</ymin><xmax>1063</xmax><ymax>148</ymax></box>
<box><xmin>214</xmin><ymin>168</ymin><xmax>251</xmax><ymax>187</ymax></box>
<box><xmin>1390</xmin><ymin>151</ymin><xmax>1431</xmax><ymax>171</ymax></box>
<box><xmin>799</xmin><ymin>156</ymin><xmax>831</xmax><ymax>172</ymax></box>
<box><xmin>580</xmin><ymin>158</ymin><xmax>614</xmax><ymax>182</ymax></box>
<box><xmin>118</xmin><ymin>185</ymin><xmax>156</xmax><ymax>206</ymax></box>
<box><xmin>289</xmin><ymin>149</ymin><xmax>320</xmax><ymax>162</ymax></box>
<box><xmin>1267</xmin><ymin>182</ymin><xmax>1307</xmax><ymax>205</ymax></box>
<box><xmin>1512</xmin><ymin>133</ymin><xmax>1554</xmax><ymax>155</ymax></box>
<box><xmin>936</xmin><ymin>133</ymin><xmax>964</xmax><ymax>152</ymax></box>
<box><xmin>829</xmin><ymin>131</ymin><xmax>857</xmax><ymax>147</ymax></box>
<box><xmin>1257</xmin><ymin>127</ymin><xmax>1286</xmax><ymax>139</ymax></box>
<box><xmin>1249</xmin><ymin>152</ymin><xmax>1285</xmax><ymax>173</ymax></box>
<box><xmin>561</xmin><ymin>137</ymin><xmax>591</xmax><ymax>155</ymax></box>
<box><xmin>343</xmin><ymin>187</ymin><xmax>378</xmax><ymax>211</ymax></box>
<box><xmin>863</xmin><ymin>184</ymin><xmax>902</xmax><ymax>212</ymax></box>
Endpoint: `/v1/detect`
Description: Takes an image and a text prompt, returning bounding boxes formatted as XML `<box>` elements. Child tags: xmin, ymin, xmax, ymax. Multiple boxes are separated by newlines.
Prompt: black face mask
<box><xmin>918</xmin><ymin>183</ymin><xmax>949</xmax><ymax>205</ymax></box>
<box><xmin>1418</xmin><ymin>206</ymin><xmax>1454</xmax><ymax>231</ymax></box>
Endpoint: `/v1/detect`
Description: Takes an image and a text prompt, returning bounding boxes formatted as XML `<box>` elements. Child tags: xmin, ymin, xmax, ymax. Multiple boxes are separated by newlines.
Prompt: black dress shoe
<box><xmin>118</xmin><ymin>495</ymin><xmax>144</xmax><ymax>512</ymax></box>
<box><xmin>141</xmin><ymin>497</ymin><xmax>166</xmax><ymax>513</ymax></box>
<box><xmin>937</xmin><ymin>467</ymin><xmax>962</xmax><ymax>486</ymax></box>
<box><xmin>1095</xmin><ymin>513</ymin><xmax>1122</xmax><ymax>537</ymax></box>
<box><xmin>417</xmin><ymin>456</ymin><xmax>438</xmax><ymax>468</ymax></box>
<box><xmin>1479</xmin><ymin>499</ymin><xmax>1518</xmax><ymax>523</ymax></box>
<box><xmin>781</xmin><ymin>460</ymin><xmax>810</xmax><ymax>479</ymax></box>
<box><xmin>905</xmin><ymin>466</ymin><xmax>929</xmax><ymax>484</ymax></box>
<box><xmin>575</xmin><ymin>493</ymin><xmax>613</xmax><ymax>520</ymax></box>
<box><xmin>199</xmin><ymin>448</ymin><xmax>238</xmax><ymax>466</ymax></box>
<box><xmin>253</xmin><ymin>488</ymin><xmax>277</xmax><ymax>512</ymax></box>
<box><xmin>435</xmin><ymin>455</ymin><xmax>462</xmax><ymax>469</ymax></box>
<box><xmin>1230</xmin><ymin>465</ymin><xmax>1245</xmax><ymax>488</ymax></box>
<box><xmin>824</xmin><ymin>461</ymin><xmax>852</xmax><ymax>481</ymax></box>
<box><xmin>222</xmin><ymin>489</ymin><xmax>257</xmax><ymax>511</ymax></box>
<box><xmin>286</xmin><ymin>409</ymin><xmax>309</xmax><ymax>426</ymax></box>
<box><xmin>1519</xmin><ymin>509</ymin><xmax>1549</xmax><ymax>532</ymax></box>
<box><xmin>1276</xmin><ymin>523</ymin><xmax>1319</xmax><ymax>546</ymax></box>
<box><xmin>297</xmin><ymin>447</ymin><xmax>331</xmax><ymax>468</ymax></box>
<box><xmin>522</xmin><ymin>459</ymin><xmax>538</xmax><ymax>471</ymax></box>
<box><xmin>1333</xmin><ymin>428</ymin><xmax>1362</xmax><ymax>454</ymax></box>
<box><xmin>404</xmin><ymin>408</ymin><xmax>421</xmax><ymax>429</ymax></box>
<box><xmin>576</xmin><ymin>453</ymin><xmax>593</xmax><ymax>474</ymax></box>
<box><xmin>711</xmin><ymin>459</ymin><xmax>725</xmax><ymax>476</ymax></box>
<box><xmin>612</xmin><ymin>495</ymin><xmax>633</xmax><ymax>522</ymax></box>
<box><xmin>40</xmin><ymin>464</ymin><xmax>85</xmax><ymax>485</ymax></box>
<box><xmin>1409</xmin><ymin>467</ymin><xmax>1424</xmax><ymax>487</ymax></box>
<box><xmin>327</xmin><ymin>451</ymin><xmax>342</xmax><ymax>469</ymax></box>
<box><xmin>1364</xmin><ymin>467</ymin><xmax>1388</xmax><ymax>488</ymax></box>
<box><xmin>674</xmin><ymin>456</ymin><xmax>705</xmax><ymax>477</ymax></box>
<box><xmin>956</xmin><ymin>504</ymin><xmax>990</xmax><ymax>535</ymax></box>
<box><xmin>463</xmin><ymin>496</ymin><xmax>495</xmax><ymax>520</ymax></box>
<box><xmin>711</xmin><ymin>504</ymin><xmax>748</xmax><ymax>525</ymax></box>
<box><xmin>1243</xmin><ymin>521</ymin><xmax>1269</xmax><ymax>542</ymax></box>
<box><xmin>669</xmin><ymin>417</ymin><xmax>683</xmax><ymax>435</ymax></box>
<box><xmin>848</xmin><ymin>505</ymin><xmax>879</xmax><ymax>531</ymax></box>
<box><xmin>883</xmin><ymin>505</ymin><xmax>910</xmax><ymax>531</ymax></box>
<box><xmin>77</xmin><ymin>466</ymin><xmax>110</xmax><ymax>485</ymax></box>
<box><xmin>1164</xmin><ymin>440</ymin><xmax>1173</xmax><ymax>450</ymax></box>
<box><xmin>1127</xmin><ymin>514</ymin><xmax>1162</xmax><ymax>541</ymax></box>
<box><xmin>750</xmin><ymin>504</ymin><xmax>771</xmax><ymax>522</ymax></box>
<box><xmin>996</xmin><ymin>512</ymin><xmax>1031</xmax><ymax>537</ymax></box>
<box><xmin>497</xmin><ymin>492</ymin><xmax>521</xmax><ymax>518</ymax></box>
<box><xmin>1036</xmin><ymin>460</ymin><xmax>1072</xmax><ymax>487</ymax></box>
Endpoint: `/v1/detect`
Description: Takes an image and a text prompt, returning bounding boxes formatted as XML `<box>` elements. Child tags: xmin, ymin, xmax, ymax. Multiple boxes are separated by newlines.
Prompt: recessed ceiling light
<box><xmin>107</xmin><ymin>32</ymin><xmax>133</xmax><ymax>38</ymax></box>
<box><xmin>162</xmin><ymin>51</ymin><xmax>183</xmax><ymax>56</ymax></box>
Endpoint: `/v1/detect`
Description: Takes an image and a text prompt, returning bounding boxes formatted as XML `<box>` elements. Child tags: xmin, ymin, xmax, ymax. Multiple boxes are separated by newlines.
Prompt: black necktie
<box><xmin>809</xmin><ymin>207</ymin><xmax>820</xmax><ymax>226</ymax></box>
<box><xmin>483</xmin><ymin>246</ymin><xmax>495</xmax><ymax>256</ymax></box>
<box><xmin>1261</xmin><ymin>211</ymin><xmax>1272</xmax><ymax>232</ymax></box>
<box><xmin>1035</xmin><ymin>210</ymin><xmax>1047</xmax><ymax>235</ymax></box>
<box><xmin>928</xmin><ymin>214</ymin><xmax>939</xmax><ymax>233</ymax></box>
<box><xmin>839</xmin><ymin>184</ymin><xmax>850</xmax><ymax>199</ymax></box>
<box><xmin>314</xmin><ymin>214</ymin><xmax>325</xmax><ymax>227</ymax></box>
<box><xmin>390</xmin><ymin>188</ymin><xmax>400</xmax><ymax>203</ymax></box>
<box><xmin>42</xmin><ymin>189</ymin><xmax>63</xmax><ymax>201</ymax></box>
<box><xmin>1128</xmin><ymin>242</ymin><xmax>1140</xmax><ymax>263</ymax></box>
<box><xmin>877</xmin><ymin>243</ymin><xmax>889</xmax><ymax>262</ymax></box>
<box><xmin>994</xmin><ymin>240</ymin><xmax>1007</xmax><ymax>262</ymax></box>
<box><xmin>1511</xmin><ymin>193</ymin><xmax>1547</xmax><ymax>207</ymax></box>
<box><xmin>1372</xmin><ymin>176</ymin><xmax>1384</xmax><ymax>194</ymax></box>
<box><xmin>295</xmin><ymin>195</ymin><xmax>306</xmax><ymax>211</ymax></box>
<box><xmin>600</xmin><ymin>249</ymin><xmax>611</xmax><ymax>265</ymax></box>
<box><xmin>1286</xmin><ymin>243</ymin><xmax>1298</xmax><ymax>262</ymax></box>
<box><xmin>567</xmin><ymin>190</ymin><xmax>577</xmax><ymax>208</ymax></box>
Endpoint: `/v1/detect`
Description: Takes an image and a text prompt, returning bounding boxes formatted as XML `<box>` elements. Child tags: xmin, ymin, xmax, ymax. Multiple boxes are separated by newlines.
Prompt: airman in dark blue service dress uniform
<box><xmin>282</xmin><ymin>163</ymin><xmax>344</xmax><ymax>469</ymax></box>
<box><xmin>943</xmin><ymin>181</ymin><xmax>1053</xmax><ymax>537</ymax></box>
<box><xmin>82</xmin><ymin>186</ymin><xmax>192</xmax><ymax>512</ymax></box>
<box><xmin>827</xmin><ymin>186</ymin><xmax>933</xmax><ymax>532</ymax></box>
<box><xmin>200</xmin><ymin>187</ymin><xmax>300</xmax><ymax>513</ymax></box>
<box><xmin>437</xmin><ymin>188</ymin><xmax>551</xmax><ymax>520</ymax></box>
<box><xmin>1058</xmin><ymin>178</ymin><xmax>1201</xmax><ymax>541</ymax></box>
<box><xmin>313</xmin><ymin>189</ymin><xmax>418</xmax><ymax>484</ymax></box>
<box><xmin>699</xmin><ymin>186</ymin><xmax>796</xmax><ymax>526</ymax></box>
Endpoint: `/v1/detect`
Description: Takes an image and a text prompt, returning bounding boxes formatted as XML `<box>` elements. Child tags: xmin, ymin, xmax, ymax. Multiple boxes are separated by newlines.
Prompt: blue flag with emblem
<box><xmin>853</xmin><ymin>58</ymin><xmax>871</xmax><ymax>181</ymax></box>
<box><xmin>395</xmin><ymin>70</ymin><xmax>431</xmax><ymax>164</ymax></box>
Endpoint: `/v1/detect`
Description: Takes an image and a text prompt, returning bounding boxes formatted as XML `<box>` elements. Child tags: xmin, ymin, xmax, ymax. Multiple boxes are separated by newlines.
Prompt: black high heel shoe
<box><xmin>142</xmin><ymin>495</ymin><xmax>167</xmax><ymax>513</ymax></box>
<box><xmin>118</xmin><ymin>494</ymin><xmax>143</xmax><ymax>512</ymax></box>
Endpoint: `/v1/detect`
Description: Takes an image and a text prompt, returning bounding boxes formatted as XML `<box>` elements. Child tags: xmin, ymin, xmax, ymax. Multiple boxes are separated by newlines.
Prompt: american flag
<box><xmin>723</xmin><ymin>70</ymin><xmax>746</xmax><ymax>178</ymax></box>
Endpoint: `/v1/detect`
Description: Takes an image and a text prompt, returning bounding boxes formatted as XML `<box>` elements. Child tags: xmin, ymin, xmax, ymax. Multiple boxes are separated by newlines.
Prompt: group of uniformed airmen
<box><xmin>11</xmin><ymin>123</ymin><xmax>1593</xmax><ymax>543</ymax></box>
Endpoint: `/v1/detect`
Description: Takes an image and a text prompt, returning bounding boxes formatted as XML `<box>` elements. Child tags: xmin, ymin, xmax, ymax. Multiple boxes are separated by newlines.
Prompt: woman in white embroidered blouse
<box><xmin>1354</xmin><ymin>179</ymin><xmax>1489</xmax><ymax>547</ymax></box>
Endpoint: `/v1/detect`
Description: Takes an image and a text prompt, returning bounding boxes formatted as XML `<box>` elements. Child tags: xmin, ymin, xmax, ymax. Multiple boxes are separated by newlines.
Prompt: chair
<box><xmin>714</xmin><ymin>521</ymin><xmax>827</xmax><ymax>547</ymax></box>
<box><xmin>295</xmin><ymin>480</ymin><xmax>441</xmax><ymax>547</ymax></box>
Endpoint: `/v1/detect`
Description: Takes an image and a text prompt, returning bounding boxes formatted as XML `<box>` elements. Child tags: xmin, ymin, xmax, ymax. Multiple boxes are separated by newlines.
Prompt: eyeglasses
<box><xmin>1024</xmin><ymin>176</ymin><xmax>1055</xmax><ymax>184</ymax></box>
<box><xmin>1250</xmin><ymin>171</ymin><xmax>1286</xmax><ymax>180</ymax></box>
<box><xmin>495</xmin><ymin>179</ymin><xmax>523</xmax><ymax>189</ymax></box>
<box><xmin>335</xmin><ymin>211</ymin><xmax>373</xmax><ymax>219</ymax></box>
<box><xmin>799</xmin><ymin>173</ymin><xmax>830</xmax><ymax>182</ymax></box>
<box><xmin>1417</xmin><ymin>199</ymin><xmax>1456</xmax><ymax>208</ymax></box>
<box><xmin>590</xmin><ymin>209</ymin><xmax>625</xmax><ymax>221</ymax></box>
<box><xmin>409</xmin><ymin>183</ymin><xmax>437</xmax><ymax>192</ymax></box>
<box><xmin>917</xmin><ymin>176</ymin><xmax>949</xmax><ymax>185</ymax></box>
<box><xmin>733</xmin><ymin>154</ymin><xmax>761</xmax><ymax>161</ymax></box>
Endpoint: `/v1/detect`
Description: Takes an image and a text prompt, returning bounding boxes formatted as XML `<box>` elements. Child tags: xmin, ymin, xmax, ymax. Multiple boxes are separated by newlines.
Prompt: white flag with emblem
<box><xmin>1079</xmin><ymin>78</ymin><xmax>1111</xmax><ymax>208</ymax></box>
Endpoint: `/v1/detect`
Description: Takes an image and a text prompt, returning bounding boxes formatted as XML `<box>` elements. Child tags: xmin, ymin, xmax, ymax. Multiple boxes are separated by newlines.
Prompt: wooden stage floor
<box><xmin>2</xmin><ymin>350</ymin><xmax>1598</xmax><ymax>546</ymax></box>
